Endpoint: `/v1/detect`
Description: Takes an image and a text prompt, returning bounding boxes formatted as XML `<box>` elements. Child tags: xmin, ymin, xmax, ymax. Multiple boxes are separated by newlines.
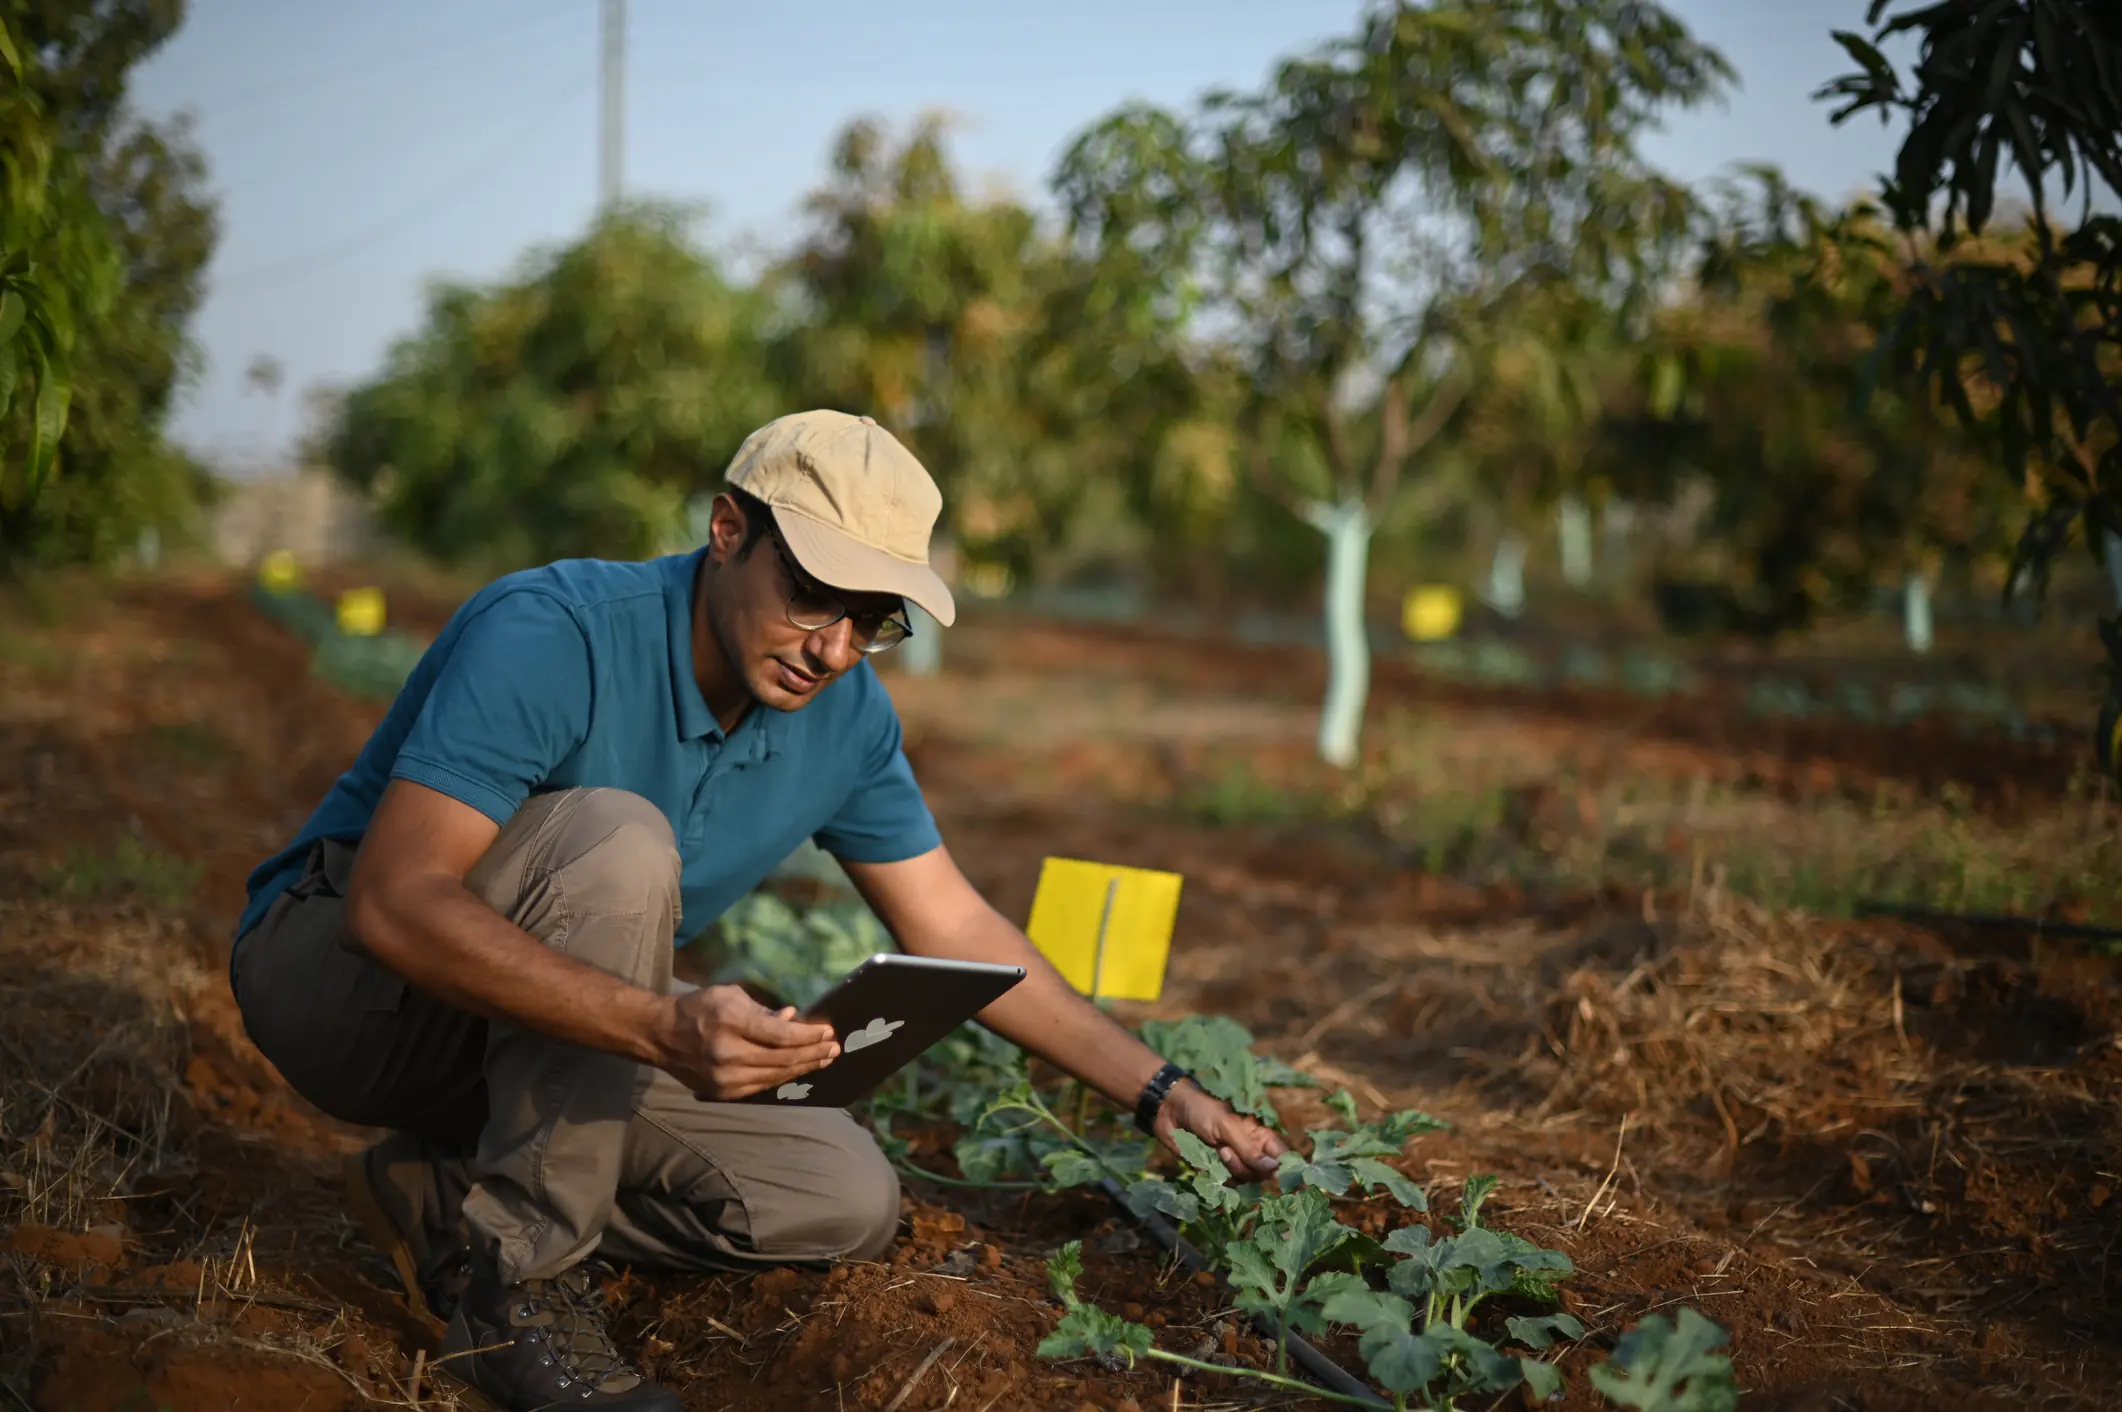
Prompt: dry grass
<box><xmin>0</xmin><ymin>889</ymin><xmax>465</xmax><ymax>1408</ymax></box>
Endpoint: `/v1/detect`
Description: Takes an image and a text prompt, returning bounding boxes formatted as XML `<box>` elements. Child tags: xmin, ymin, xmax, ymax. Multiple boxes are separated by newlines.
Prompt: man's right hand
<box><xmin>654</xmin><ymin>985</ymin><xmax>842</xmax><ymax>1100</ymax></box>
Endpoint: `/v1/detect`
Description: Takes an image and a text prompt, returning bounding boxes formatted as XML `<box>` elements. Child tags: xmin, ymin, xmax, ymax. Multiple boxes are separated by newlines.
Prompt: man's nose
<box><xmin>806</xmin><ymin>619</ymin><xmax>860</xmax><ymax>674</ymax></box>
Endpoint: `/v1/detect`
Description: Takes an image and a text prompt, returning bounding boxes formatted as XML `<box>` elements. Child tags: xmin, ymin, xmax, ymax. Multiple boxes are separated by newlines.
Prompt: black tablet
<box><xmin>742</xmin><ymin>953</ymin><xmax>1025</xmax><ymax>1108</ymax></box>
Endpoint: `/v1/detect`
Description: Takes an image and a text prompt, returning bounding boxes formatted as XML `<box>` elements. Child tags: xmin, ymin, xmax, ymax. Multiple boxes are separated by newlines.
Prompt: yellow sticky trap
<box><xmin>336</xmin><ymin>587</ymin><xmax>386</xmax><ymax>637</ymax></box>
<box><xmin>1025</xmin><ymin>857</ymin><xmax>1182</xmax><ymax>1001</ymax></box>
<box><xmin>1403</xmin><ymin>584</ymin><xmax>1462</xmax><ymax>642</ymax></box>
<box><xmin>257</xmin><ymin>549</ymin><xmax>301</xmax><ymax>592</ymax></box>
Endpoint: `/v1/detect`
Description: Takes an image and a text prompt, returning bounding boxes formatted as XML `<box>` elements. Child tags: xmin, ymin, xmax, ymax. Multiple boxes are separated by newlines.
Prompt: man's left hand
<box><xmin>1156</xmin><ymin>1080</ymin><xmax>1288</xmax><ymax>1182</ymax></box>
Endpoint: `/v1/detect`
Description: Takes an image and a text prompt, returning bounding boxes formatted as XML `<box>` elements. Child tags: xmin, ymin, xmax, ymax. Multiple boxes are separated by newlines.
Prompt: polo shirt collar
<box><xmin>662</xmin><ymin>548</ymin><xmax>789</xmax><ymax>760</ymax></box>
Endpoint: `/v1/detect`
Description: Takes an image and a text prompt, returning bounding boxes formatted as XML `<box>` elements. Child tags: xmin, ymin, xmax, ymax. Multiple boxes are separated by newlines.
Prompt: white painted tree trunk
<box><xmin>1557</xmin><ymin>495</ymin><xmax>1593</xmax><ymax>588</ymax></box>
<box><xmin>1485</xmin><ymin>533</ymin><xmax>1527</xmax><ymax>618</ymax></box>
<box><xmin>1904</xmin><ymin>572</ymin><xmax>1933</xmax><ymax>655</ymax></box>
<box><xmin>1304</xmin><ymin>498</ymin><xmax>1373</xmax><ymax>769</ymax></box>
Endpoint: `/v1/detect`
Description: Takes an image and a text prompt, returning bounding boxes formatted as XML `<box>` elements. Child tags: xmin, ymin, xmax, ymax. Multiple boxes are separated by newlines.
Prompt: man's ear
<box><xmin>705</xmin><ymin>491</ymin><xmax>747</xmax><ymax>565</ymax></box>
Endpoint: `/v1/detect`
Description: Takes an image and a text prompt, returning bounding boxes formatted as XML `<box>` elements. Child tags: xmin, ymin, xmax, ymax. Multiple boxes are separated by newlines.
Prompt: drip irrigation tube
<box><xmin>1096</xmin><ymin>1176</ymin><xmax>1388</xmax><ymax>1409</ymax></box>
<box><xmin>1855</xmin><ymin>901</ymin><xmax>2122</xmax><ymax>944</ymax></box>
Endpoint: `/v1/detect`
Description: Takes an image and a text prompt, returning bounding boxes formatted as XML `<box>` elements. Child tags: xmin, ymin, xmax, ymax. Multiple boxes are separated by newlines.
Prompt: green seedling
<box><xmin>1586</xmin><ymin>1309</ymin><xmax>1737</xmax><ymax>1412</ymax></box>
<box><xmin>1040</xmin><ymin>1240</ymin><xmax>1384</xmax><ymax>1408</ymax></box>
<box><xmin>1227</xmin><ymin>1187</ymin><xmax>1360</xmax><ymax>1370</ymax></box>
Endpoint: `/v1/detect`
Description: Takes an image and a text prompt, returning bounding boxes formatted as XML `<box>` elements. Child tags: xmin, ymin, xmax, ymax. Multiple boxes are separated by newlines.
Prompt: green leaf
<box><xmin>1423</xmin><ymin>1323</ymin><xmax>1525</xmax><ymax>1393</ymax></box>
<box><xmin>1458</xmin><ymin>1173</ymin><xmax>1500</xmax><ymax>1228</ymax></box>
<box><xmin>1521</xmin><ymin>1356</ymin><xmax>1564</xmax><ymax>1402</ymax></box>
<box><xmin>1278</xmin><ymin>1145</ymin><xmax>1353</xmax><ymax>1197</ymax></box>
<box><xmin>1829</xmin><ymin>30</ymin><xmax>1895</xmax><ymax>89</ymax></box>
<box><xmin>1123</xmin><ymin>1177</ymin><xmax>1199</xmax><ymax>1226</ymax></box>
<box><xmin>1347</xmin><ymin>1157</ymin><xmax>1427</xmax><ymax>1210</ymax></box>
<box><xmin>954</xmin><ymin>1128</ymin><xmax>1038</xmax><ymax>1185</ymax></box>
<box><xmin>1225</xmin><ymin>1239</ymin><xmax>1280</xmax><ymax>1303</ymax></box>
<box><xmin>1383</xmin><ymin>1104</ymin><xmax>1451</xmax><ymax>1138</ymax></box>
<box><xmin>0</xmin><ymin>342</ymin><xmax>16</xmax><ymax>422</ymax></box>
<box><xmin>1507</xmin><ymin>1313</ymin><xmax>1586</xmax><ymax>1350</ymax></box>
<box><xmin>1587</xmin><ymin>1309</ymin><xmax>1739</xmax><ymax>1412</ymax></box>
<box><xmin>1172</xmin><ymin>1127</ymin><xmax>1225</xmax><ymax>1173</ymax></box>
<box><xmin>1324</xmin><ymin>1290</ymin><xmax>1441</xmax><ymax>1396</ymax></box>
<box><xmin>26</xmin><ymin>344</ymin><xmax>69</xmax><ymax>501</ymax></box>
<box><xmin>1259</xmin><ymin>1187</ymin><xmax>1357</xmax><ymax>1280</ymax></box>
<box><xmin>1139</xmin><ymin>1015</ymin><xmax>1280</xmax><ymax>1125</ymax></box>
<box><xmin>1037</xmin><ymin>1304</ymin><xmax>1154</xmax><ymax>1364</ymax></box>
<box><xmin>1320</xmin><ymin>1285</ymin><xmax>1412</xmax><ymax>1334</ymax></box>
<box><xmin>1255</xmin><ymin>1054</ymin><xmax>1321</xmax><ymax>1089</ymax></box>
<box><xmin>1045</xmin><ymin>1239</ymin><xmax>1085</xmax><ymax>1306</ymax></box>
<box><xmin>1381</xmin><ymin>1223</ymin><xmax>1434</xmax><ymax>1256</ymax></box>
<box><xmin>0</xmin><ymin>17</ymin><xmax>19</xmax><ymax>77</ymax></box>
<box><xmin>1325</xmin><ymin>1088</ymin><xmax>1361</xmax><ymax>1126</ymax></box>
<box><xmin>0</xmin><ymin>290</ymin><xmax>24</xmax><ymax>349</ymax></box>
<box><xmin>1041</xmin><ymin>1148</ymin><xmax>1113</xmax><ymax>1189</ymax></box>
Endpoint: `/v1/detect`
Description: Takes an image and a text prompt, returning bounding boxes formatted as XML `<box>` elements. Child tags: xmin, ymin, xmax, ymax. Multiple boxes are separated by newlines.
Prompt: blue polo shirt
<box><xmin>234</xmin><ymin>548</ymin><xmax>941</xmax><ymax>944</ymax></box>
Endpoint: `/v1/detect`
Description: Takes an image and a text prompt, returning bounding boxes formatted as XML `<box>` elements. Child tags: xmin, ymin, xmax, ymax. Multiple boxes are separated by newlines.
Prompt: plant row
<box><xmin>712</xmin><ymin>891</ymin><xmax>1739</xmax><ymax>1411</ymax></box>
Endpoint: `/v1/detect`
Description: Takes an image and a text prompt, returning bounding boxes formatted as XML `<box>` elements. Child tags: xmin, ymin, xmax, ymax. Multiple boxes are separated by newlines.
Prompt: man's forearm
<box><xmin>347</xmin><ymin>877</ymin><xmax>675</xmax><ymax>1067</ymax></box>
<box><xmin>900</xmin><ymin>903</ymin><xmax>1166</xmax><ymax>1108</ymax></box>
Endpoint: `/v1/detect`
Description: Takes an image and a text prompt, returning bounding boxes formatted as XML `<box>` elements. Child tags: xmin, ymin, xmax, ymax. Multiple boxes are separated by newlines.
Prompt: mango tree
<box><xmin>1056</xmin><ymin>0</ymin><xmax>1730</xmax><ymax>767</ymax></box>
<box><xmin>1816</xmin><ymin>2</ymin><xmax>2121</xmax><ymax>737</ymax></box>
<box><xmin>1587</xmin><ymin>169</ymin><xmax>2017</xmax><ymax>641</ymax></box>
<box><xmin>325</xmin><ymin>204</ymin><xmax>781</xmax><ymax>569</ymax></box>
<box><xmin>0</xmin><ymin>0</ymin><xmax>215</xmax><ymax>571</ymax></box>
<box><xmin>774</xmin><ymin>115</ymin><xmax>1230</xmax><ymax>607</ymax></box>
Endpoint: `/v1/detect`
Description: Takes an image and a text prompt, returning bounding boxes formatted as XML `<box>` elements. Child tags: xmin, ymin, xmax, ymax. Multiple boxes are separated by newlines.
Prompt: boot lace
<box><xmin>519</xmin><ymin>1266</ymin><xmax>639</xmax><ymax>1393</ymax></box>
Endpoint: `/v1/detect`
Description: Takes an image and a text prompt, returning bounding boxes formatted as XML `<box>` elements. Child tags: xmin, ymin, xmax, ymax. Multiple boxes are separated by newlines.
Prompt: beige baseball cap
<box><xmin>724</xmin><ymin>410</ymin><xmax>956</xmax><ymax>627</ymax></box>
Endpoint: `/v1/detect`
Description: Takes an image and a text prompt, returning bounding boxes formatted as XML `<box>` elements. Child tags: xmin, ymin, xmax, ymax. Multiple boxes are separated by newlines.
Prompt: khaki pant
<box><xmin>231</xmin><ymin>787</ymin><xmax>899</xmax><ymax>1285</ymax></box>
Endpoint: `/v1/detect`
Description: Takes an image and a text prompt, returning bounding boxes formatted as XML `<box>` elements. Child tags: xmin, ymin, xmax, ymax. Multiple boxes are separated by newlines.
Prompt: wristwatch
<box><xmin>1133</xmin><ymin>1061</ymin><xmax>1194</xmax><ymax>1137</ymax></box>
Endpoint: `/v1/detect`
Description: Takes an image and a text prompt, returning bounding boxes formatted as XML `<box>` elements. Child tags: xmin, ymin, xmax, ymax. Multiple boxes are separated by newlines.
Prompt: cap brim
<box><xmin>774</xmin><ymin>509</ymin><xmax>957</xmax><ymax>628</ymax></box>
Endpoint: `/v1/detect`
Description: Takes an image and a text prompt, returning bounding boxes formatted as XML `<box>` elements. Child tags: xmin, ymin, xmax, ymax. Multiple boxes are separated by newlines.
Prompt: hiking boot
<box><xmin>439</xmin><ymin>1257</ymin><xmax>678</xmax><ymax>1411</ymax></box>
<box><xmin>342</xmin><ymin>1132</ymin><xmax>473</xmax><ymax>1326</ymax></box>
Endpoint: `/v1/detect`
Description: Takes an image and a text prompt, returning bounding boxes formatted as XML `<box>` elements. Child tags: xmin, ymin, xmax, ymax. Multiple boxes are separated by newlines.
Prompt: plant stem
<box><xmin>1138</xmin><ymin>1349</ymin><xmax>1386</xmax><ymax>1409</ymax></box>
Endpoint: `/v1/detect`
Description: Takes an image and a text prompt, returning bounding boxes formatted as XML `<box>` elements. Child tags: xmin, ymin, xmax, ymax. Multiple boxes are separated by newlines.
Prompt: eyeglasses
<box><xmin>768</xmin><ymin>530</ymin><xmax>914</xmax><ymax>655</ymax></box>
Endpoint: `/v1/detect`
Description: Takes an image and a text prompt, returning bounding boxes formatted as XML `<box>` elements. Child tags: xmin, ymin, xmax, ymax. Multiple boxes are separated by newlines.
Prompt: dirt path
<box><xmin>2</xmin><ymin>574</ymin><xmax>2116</xmax><ymax>1410</ymax></box>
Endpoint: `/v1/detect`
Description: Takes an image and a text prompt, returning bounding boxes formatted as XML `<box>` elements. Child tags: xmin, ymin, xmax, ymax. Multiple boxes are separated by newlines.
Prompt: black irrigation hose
<box><xmin>1855</xmin><ymin>900</ymin><xmax>2122</xmax><ymax>944</ymax></box>
<box><xmin>1096</xmin><ymin>1176</ymin><xmax>1389</xmax><ymax>1409</ymax></box>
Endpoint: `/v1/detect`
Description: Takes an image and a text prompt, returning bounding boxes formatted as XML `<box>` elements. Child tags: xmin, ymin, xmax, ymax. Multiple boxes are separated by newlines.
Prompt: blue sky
<box><xmin>131</xmin><ymin>1</ymin><xmax>1905</xmax><ymax>472</ymax></box>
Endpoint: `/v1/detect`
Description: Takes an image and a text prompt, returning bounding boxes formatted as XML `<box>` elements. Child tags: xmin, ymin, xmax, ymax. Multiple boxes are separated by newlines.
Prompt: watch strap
<box><xmin>1133</xmin><ymin>1061</ymin><xmax>1193</xmax><ymax>1137</ymax></box>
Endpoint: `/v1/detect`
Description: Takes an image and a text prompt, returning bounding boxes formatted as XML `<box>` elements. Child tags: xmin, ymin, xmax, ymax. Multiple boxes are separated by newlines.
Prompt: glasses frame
<box><xmin>765</xmin><ymin>526</ymin><xmax>913</xmax><ymax>655</ymax></box>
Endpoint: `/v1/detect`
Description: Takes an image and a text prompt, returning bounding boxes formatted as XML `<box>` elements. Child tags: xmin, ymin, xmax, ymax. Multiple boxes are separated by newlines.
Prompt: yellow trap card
<box><xmin>1025</xmin><ymin>857</ymin><xmax>1183</xmax><ymax>1001</ymax></box>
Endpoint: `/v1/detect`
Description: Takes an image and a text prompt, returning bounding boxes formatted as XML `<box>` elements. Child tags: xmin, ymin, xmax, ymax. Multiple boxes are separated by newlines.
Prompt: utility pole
<box><xmin>599</xmin><ymin>0</ymin><xmax>625</xmax><ymax>209</ymax></box>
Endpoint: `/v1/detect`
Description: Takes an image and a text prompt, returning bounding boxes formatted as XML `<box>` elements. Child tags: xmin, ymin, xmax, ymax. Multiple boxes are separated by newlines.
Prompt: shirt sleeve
<box><xmin>813</xmin><ymin>681</ymin><xmax>942</xmax><ymax>864</ymax></box>
<box><xmin>390</xmin><ymin>590</ymin><xmax>593</xmax><ymax>825</ymax></box>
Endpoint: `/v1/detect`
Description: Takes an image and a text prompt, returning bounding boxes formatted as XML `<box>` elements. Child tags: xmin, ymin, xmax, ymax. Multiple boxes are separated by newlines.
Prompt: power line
<box><xmin>213</xmin><ymin>67</ymin><xmax>597</xmax><ymax>297</ymax></box>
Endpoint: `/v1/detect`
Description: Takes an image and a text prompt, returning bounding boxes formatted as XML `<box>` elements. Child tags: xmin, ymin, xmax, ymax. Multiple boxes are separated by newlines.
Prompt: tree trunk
<box><xmin>1485</xmin><ymin>533</ymin><xmax>1527</xmax><ymax>617</ymax></box>
<box><xmin>1304</xmin><ymin>498</ymin><xmax>1372</xmax><ymax>769</ymax></box>
<box><xmin>1904</xmin><ymin>572</ymin><xmax>1933</xmax><ymax>655</ymax></box>
<box><xmin>900</xmin><ymin>534</ymin><xmax>956</xmax><ymax>677</ymax></box>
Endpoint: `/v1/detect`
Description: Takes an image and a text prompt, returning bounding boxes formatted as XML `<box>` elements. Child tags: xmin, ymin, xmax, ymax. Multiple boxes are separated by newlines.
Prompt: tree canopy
<box><xmin>0</xmin><ymin>0</ymin><xmax>215</xmax><ymax>570</ymax></box>
<box><xmin>327</xmin><ymin>205</ymin><xmax>781</xmax><ymax>569</ymax></box>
